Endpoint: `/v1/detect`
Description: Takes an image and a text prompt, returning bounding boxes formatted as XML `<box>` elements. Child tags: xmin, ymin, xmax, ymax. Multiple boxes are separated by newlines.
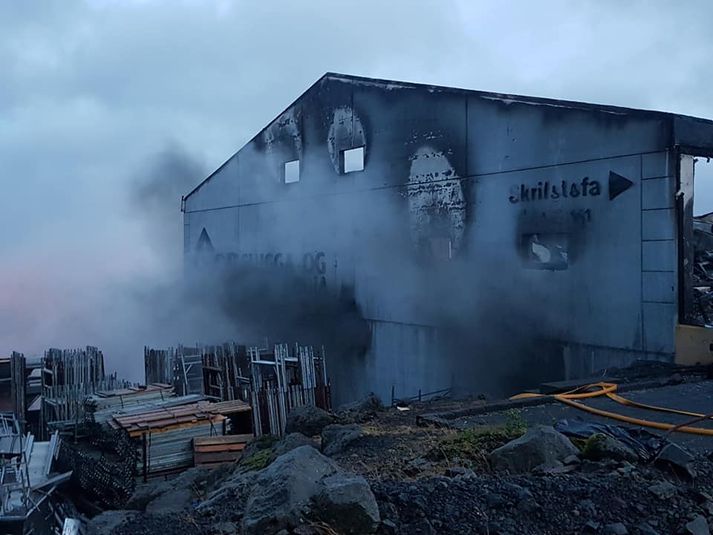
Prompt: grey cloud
<box><xmin>2</xmin><ymin>0</ymin><xmax>713</xmax><ymax>374</ymax></box>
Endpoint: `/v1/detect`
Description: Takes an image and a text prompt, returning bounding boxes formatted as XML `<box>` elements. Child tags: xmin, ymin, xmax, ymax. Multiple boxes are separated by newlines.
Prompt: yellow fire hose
<box><xmin>510</xmin><ymin>382</ymin><xmax>713</xmax><ymax>436</ymax></box>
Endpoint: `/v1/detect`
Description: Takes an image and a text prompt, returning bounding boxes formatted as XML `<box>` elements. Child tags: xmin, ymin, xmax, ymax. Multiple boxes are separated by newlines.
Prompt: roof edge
<box><xmin>185</xmin><ymin>72</ymin><xmax>713</xmax><ymax>203</ymax></box>
<box><xmin>322</xmin><ymin>72</ymin><xmax>713</xmax><ymax>125</ymax></box>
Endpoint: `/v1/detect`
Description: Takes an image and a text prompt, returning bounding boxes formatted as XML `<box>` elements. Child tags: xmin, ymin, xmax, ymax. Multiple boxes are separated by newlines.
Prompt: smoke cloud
<box><xmin>4</xmin><ymin>0</ymin><xmax>713</xmax><ymax>399</ymax></box>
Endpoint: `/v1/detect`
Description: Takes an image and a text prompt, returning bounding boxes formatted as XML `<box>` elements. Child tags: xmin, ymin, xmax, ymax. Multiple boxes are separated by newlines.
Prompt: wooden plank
<box><xmin>195</xmin><ymin>451</ymin><xmax>243</xmax><ymax>464</ymax></box>
<box><xmin>195</xmin><ymin>443</ymin><xmax>246</xmax><ymax>453</ymax></box>
<box><xmin>125</xmin><ymin>416</ymin><xmax>226</xmax><ymax>437</ymax></box>
<box><xmin>194</xmin><ymin>434</ymin><xmax>252</xmax><ymax>445</ymax></box>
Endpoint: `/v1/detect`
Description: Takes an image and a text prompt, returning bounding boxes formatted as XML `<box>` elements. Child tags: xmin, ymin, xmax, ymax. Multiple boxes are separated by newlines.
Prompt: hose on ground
<box><xmin>510</xmin><ymin>382</ymin><xmax>713</xmax><ymax>436</ymax></box>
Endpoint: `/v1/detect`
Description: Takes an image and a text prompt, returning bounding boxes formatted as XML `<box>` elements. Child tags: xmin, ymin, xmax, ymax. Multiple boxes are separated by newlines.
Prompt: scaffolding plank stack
<box><xmin>108</xmin><ymin>397</ymin><xmax>250</xmax><ymax>479</ymax></box>
<box><xmin>84</xmin><ymin>384</ymin><xmax>176</xmax><ymax>425</ymax></box>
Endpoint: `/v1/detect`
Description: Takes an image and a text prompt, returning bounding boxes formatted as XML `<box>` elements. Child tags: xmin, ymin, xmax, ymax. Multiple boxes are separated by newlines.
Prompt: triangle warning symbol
<box><xmin>196</xmin><ymin>228</ymin><xmax>214</xmax><ymax>252</ymax></box>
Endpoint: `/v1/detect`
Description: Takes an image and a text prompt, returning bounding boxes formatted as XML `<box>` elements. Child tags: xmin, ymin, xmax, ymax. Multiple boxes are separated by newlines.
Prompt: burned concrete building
<box><xmin>182</xmin><ymin>73</ymin><xmax>713</xmax><ymax>404</ymax></box>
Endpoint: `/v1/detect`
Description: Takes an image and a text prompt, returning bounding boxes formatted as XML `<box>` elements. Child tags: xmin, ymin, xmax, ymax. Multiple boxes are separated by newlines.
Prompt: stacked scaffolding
<box><xmin>0</xmin><ymin>413</ymin><xmax>71</xmax><ymax>532</ymax></box>
<box><xmin>9</xmin><ymin>353</ymin><xmax>25</xmax><ymax>431</ymax></box>
<box><xmin>144</xmin><ymin>345</ymin><xmax>202</xmax><ymax>397</ymax></box>
<box><xmin>40</xmin><ymin>347</ymin><xmax>127</xmax><ymax>438</ymax></box>
<box><xmin>201</xmin><ymin>343</ymin><xmax>251</xmax><ymax>402</ymax></box>
<box><xmin>144</xmin><ymin>342</ymin><xmax>331</xmax><ymax>437</ymax></box>
<box><xmin>250</xmin><ymin>344</ymin><xmax>329</xmax><ymax>437</ymax></box>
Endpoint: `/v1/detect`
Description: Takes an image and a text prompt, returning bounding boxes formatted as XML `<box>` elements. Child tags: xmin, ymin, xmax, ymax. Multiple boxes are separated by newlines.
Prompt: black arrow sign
<box><xmin>609</xmin><ymin>171</ymin><xmax>634</xmax><ymax>200</ymax></box>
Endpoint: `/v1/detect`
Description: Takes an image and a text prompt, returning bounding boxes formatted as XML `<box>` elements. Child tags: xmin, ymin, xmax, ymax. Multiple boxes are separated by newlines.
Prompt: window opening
<box><xmin>284</xmin><ymin>160</ymin><xmax>300</xmax><ymax>183</ymax></box>
<box><xmin>341</xmin><ymin>146</ymin><xmax>364</xmax><ymax>174</ymax></box>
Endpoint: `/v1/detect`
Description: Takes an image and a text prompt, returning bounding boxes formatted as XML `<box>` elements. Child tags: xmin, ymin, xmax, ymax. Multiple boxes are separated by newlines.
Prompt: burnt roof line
<box><xmin>184</xmin><ymin>72</ymin><xmax>713</xmax><ymax>202</ymax></box>
<box><xmin>323</xmin><ymin>72</ymin><xmax>713</xmax><ymax>123</ymax></box>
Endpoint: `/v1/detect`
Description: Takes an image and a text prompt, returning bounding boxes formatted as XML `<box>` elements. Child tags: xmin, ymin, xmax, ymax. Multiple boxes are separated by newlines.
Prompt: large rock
<box><xmin>312</xmin><ymin>473</ymin><xmax>380</xmax><ymax>534</ymax></box>
<box><xmin>238</xmin><ymin>433</ymin><xmax>318</xmax><ymax>473</ymax></box>
<box><xmin>321</xmin><ymin>424</ymin><xmax>363</xmax><ymax>456</ymax></box>
<box><xmin>196</xmin><ymin>470</ymin><xmax>255</xmax><ymax>517</ymax></box>
<box><xmin>489</xmin><ymin>425</ymin><xmax>579</xmax><ymax>473</ymax></box>
<box><xmin>654</xmin><ymin>443</ymin><xmax>695</xmax><ymax>478</ymax></box>
<box><xmin>86</xmin><ymin>511</ymin><xmax>138</xmax><ymax>535</ymax></box>
<box><xmin>145</xmin><ymin>487</ymin><xmax>194</xmax><ymax>514</ymax></box>
<box><xmin>648</xmin><ymin>481</ymin><xmax>677</xmax><ymax>500</ymax></box>
<box><xmin>273</xmin><ymin>432</ymin><xmax>318</xmax><ymax>457</ymax></box>
<box><xmin>685</xmin><ymin>514</ymin><xmax>710</xmax><ymax>535</ymax></box>
<box><xmin>127</xmin><ymin>466</ymin><xmax>214</xmax><ymax>510</ymax></box>
<box><xmin>242</xmin><ymin>445</ymin><xmax>339</xmax><ymax>534</ymax></box>
<box><xmin>582</xmin><ymin>433</ymin><xmax>638</xmax><ymax>463</ymax></box>
<box><xmin>285</xmin><ymin>405</ymin><xmax>336</xmax><ymax>437</ymax></box>
<box><xmin>241</xmin><ymin>445</ymin><xmax>379</xmax><ymax>535</ymax></box>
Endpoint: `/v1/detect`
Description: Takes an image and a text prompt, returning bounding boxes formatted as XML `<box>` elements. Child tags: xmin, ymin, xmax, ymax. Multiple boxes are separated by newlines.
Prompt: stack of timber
<box><xmin>108</xmin><ymin>397</ymin><xmax>251</xmax><ymax>478</ymax></box>
<box><xmin>193</xmin><ymin>434</ymin><xmax>251</xmax><ymax>467</ymax></box>
<box><xmin>84</xmin><ymin>383</ymin><xmax>175</xmax><ymax>425</ymax></box>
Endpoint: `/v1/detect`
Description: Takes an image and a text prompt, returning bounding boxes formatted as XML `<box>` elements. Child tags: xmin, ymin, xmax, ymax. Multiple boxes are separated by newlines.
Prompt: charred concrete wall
<box><xmin>183</xmin><ymin>73</ymin><xmax>712</xmax><ymax>404</ymax></box>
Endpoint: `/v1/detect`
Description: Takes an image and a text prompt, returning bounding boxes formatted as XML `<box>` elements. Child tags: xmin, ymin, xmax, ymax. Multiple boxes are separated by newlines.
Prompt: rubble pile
<box><xmin>693</xmin><ymin>216</ymin><xmax>713</xmax><ymax>325</ymax></box>
<box><xmin>372</xmin><ymin>458</ymin><xmax>713</xmax><ymax>535</ymax></box>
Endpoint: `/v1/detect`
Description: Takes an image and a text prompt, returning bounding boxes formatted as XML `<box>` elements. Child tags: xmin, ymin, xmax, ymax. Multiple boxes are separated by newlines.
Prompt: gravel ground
<box><xmin>373</xmin><ymin>459</ymin><xmax>713</xmax><ymax>535</ymax></box>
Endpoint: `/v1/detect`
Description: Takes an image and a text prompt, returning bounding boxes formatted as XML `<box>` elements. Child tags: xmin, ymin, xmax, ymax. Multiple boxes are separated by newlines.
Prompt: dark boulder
<box><xmin>321</xmin><ymin>424</ymin><xmax>363</xmax><ymax>456</ymax></box>
<box><xmin>312</xmin><ymin>473</ymin><xmax>380</xmax><ymax>534</ymax></box>
<box><xmin>285</xmin><ymin>405</ymin><xmax>336</xmax><ymax>437</ymax></box>
<box><xmin>489</xmin><ymin>425</ymin><xmax>579</xmax><ymax>473</ymax></box>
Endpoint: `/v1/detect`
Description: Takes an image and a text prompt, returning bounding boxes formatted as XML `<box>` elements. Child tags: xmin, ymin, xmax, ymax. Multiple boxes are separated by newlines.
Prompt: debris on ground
<box><xmin>692</xmin><ymin>215</ymin><xmax>713</xmax><ymax>325</ymax></box>
<box><xmin>65</xmin><ymin>368</ymin><xmax>713</xmax><ymax>534</ymax></box>
<box><xmin>580</xmin><ymin>433</ymin><xmax>638</xmax><ymax>463</ymax></box>
<box><xmin>336</xmin><ymin>393</ymin><xmax>384</xmax><ymax>423</ymax></box>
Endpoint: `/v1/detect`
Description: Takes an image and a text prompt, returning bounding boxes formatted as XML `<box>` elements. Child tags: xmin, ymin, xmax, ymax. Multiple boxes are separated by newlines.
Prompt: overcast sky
<box><xmin>2</xmin><ymin>0</ymin><xmax>713</xmax><ymax>371</ymax></box>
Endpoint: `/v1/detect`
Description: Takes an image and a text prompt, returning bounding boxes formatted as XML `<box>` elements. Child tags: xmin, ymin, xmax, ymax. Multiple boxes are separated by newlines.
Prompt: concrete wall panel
<box><xmin>642</xmin><ymin>177</ymin><xmax>674</xmax><ymax>210</ymax></box>
<box><xmin>642</xmin><ymin>209</ymin><xmax>676</xmax><ymax>240</ymax></box>
<box><xmin>642</xmin><ymin>240</ymin><xmax>677</xmax><ymax>271</ymax></box>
